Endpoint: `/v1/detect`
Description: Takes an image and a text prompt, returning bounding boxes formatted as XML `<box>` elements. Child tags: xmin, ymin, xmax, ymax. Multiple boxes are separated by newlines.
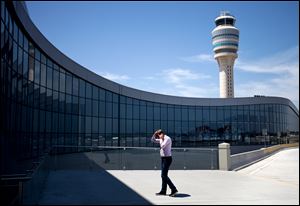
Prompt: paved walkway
<box><xmin>39</xmin><ymin>148</ymin><xmax>299</xmax><ymax>205</ymax></box>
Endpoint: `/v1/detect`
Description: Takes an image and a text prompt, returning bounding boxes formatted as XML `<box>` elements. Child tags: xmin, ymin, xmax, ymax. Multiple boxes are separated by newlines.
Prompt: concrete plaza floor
<box><xmin>39</xmin><ymin>148</ymin><xmax>299</xmax><ymax>205</ymax></box>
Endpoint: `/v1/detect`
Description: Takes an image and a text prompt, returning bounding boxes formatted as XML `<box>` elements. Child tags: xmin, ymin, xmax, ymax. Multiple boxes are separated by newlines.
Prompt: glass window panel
<box><xmin>34</xmin><ymin>60</ymin><xmax>40</xmax><ymax>84</ymax></box>
<box><xmin>99</xmin><ymin>88</ymin><xmax>105</xmax><ymax>101</ymax></box>
<box><xmin>79</xmin><ymin>116</ymin><xmax>85</xmax><ymax>134</ymax></box>
<box><xmin>113</xmin><ymin>118</ymin><xmax>118</xmax><ymax>134</ymax></box>
<box><xmin>13</xmin><ymin>21</ymin><xmax>18</xmax><ymax>40</ymax></box>
<box><xmin>147</xmin><ymin>104</ymin><xmax>153</xmax><ymax>120</ymax></box>
<box><xmin>22</xmin><ymin>51</ymin><xmax>28</xmax><ymax>77</ymax></box>
<box><xmin>126</xmin><ymin>119</ymin><xmax>132</xmax><ymax>133</ymax></box>
<box><xmin>46</xmin><ymin>58</ymin><xmax>53</xmax><ymax>68</ymax></box>
<box><xmin>92</xmin><ymin>100</ymin><xmax>98</xmax><ymax>116</ymax></box>
<box><xmin>59</xmin><ymin>71</ymin><xmax>65</xmax><ymax>93</ymax></box>
<box><xmin>113</xmin><ymin>93</ymin><xmax>118</xmax><ymax>103</ymax></box>
<box><xmin>127</xmin><ymin>104</ymin><xmax>133</xmax><ymax>119</ymax></box>
<box><xmin>217</xmin><ymin>107</ymin><xmax>224</xmax><ymax>122</ymax></box>
<box><xmin>106</xmin><ymin>102</ymin><xmax>112</xmax><ymax>118</ymax></box>
<box><xmin>28</xmin><ymin>41</ymin><xmax>34</xmax><ymax>57</ymax></box>
<box><xmin>79</xmin><ymin>79</ymin><xmax>85</xmax><ymax>97</ymax></box>
<box><xmin>66</xmin><ymin>94</ymin><xmax>72</xmax><ymax>114</ymax></box>
<box><xmin>210</xmin><ymin>107</ymin><xmax>216</xmax><ymax>122</ymax></box>
<box><xmin>41</xmin><ymin>53</ymin><xmax>46</xmax><ymax>65</ymax></box>
<box><xmin>12</xmin><ymin>41</ymin><xmax>18</xmax><ymax>71</ymax></box>
<box><xmin>182</xmin><ymin>107</ymin><xmax>188</xmax><ymax>121</ymax></box>
<box><xmin>46</xmin><ymin>88</ymin><xmax>52</xmax><ymax>111</ymax></box>
<box><xmin>23</xmin><ymin>35</ymin><xmax>28</xmax><ymax>52</ymax></box>
<box><xmin>106</xmin><ymin>118</ymin><xmax>112</xmax><ymax>134</ymax></box>
<box><xmin>72</xmin><ymin>115</ymin><xmax>79</xmax><ymax>133</ymax></box>
<box><xmin>86</xmin><ymin>82</ymin><xmax>92</xmax><ymax>99</ymax></box>
<box><xmin>28</xmin><ymin>56</ymin><xmax>34</xmax><ymax>81</ymax></box>
<box><xmin>72</xmin><ymin>76</ymin><xmax>79</xmax><ymax>96</ymax></box>
<box><xmin>65</xmin><ymin>114</ymin><xmax>72</xmax><ymax>133</ymax></box>
<box><xmin>34</xmin><ymin>48</ymin><xmax>40</xmax><ymax>61</ymax></box>
<box><xmin>85</xmin><ymin>99</ymin><xmax>92</xmax><ymax>116</ymax></box>
<box><xmin>188</xmin><ymin>107</ymin><xmax>195</xmax><ymax>121</ymax></box>
<box><xmin>18</xmin><ymin>29</ymin><xmax>23</xmax><ymax>47</ymax></box>
<box><xmin>79</xmin><ymin>98</ymin><xmax>85</xmax><ymax>115</ymax></box>
<box><xmin>224</xmin><ymin>107</ymin><xmax>231</xmax><ymax>122</ymax></box>
<box><xmin>140</xmin><ymin>105</ymin><xmax>146</xmax><ymax>119</ymax></box>
<box><xmin>59</xmin><ymin>92</ymin><xmax>65</xmax><ymax>113</ymax></box>
<box><xmin>106</xmin><ymin>91</ymin><xmax>112</xmax><ymax>102</ymax></box>
<box><xmin>92</xmin><ymin>85</ymin><xmax>98</xmax><ymax>99</ymax></box>
<box><xmin>92</xmin><ymin>117</ymin><xmax>98</xmax><ymax>133</ymax></box>
<box><xmin>147</xmin><ymin>120</ymin><xmax>153</xmax><ymax>133</ymax></box>
<box><xmin>59</xmin><ymin>113</ymin><xmax>65</xmax><ymax>133</ymax></box>
<box><xmin>175</xmin><ymin>107</ymin><xmax>181</xmax><ymax>121</ymax></box>
<box><xmin>161</xmin><ymin>106</ymin><xmax>167</xmax><ymax>121</ymax></box>
<box><xmin>127</xmin><ymin>97</ymin><xmax>133</xmax><ymax>104</ymax></box>
<box><xmin>120</xmin><ymin>96</ymin><xmax>126</xmax><ymax>104</ymax></box>
<box><xmin>203</xmin><ymin>107</ymin><xmax>209</xmax><ymax>121</ymax></box>
<box><xmin>133</xmin><ymin>104</ymin><xmax>139</xmax><ymax>119</ymax></box>
<box><xmin>40</xmin><ymin>86</ymin><xmax>46</xmax><ymax>110</ymax></box>
<box><xmin>85</xmin><ymin>116</ymin><xmax>91</xmax><ymax>134</ymax></box>
<box><xmin>72</xmin><ymin>96</ymin><xmax>79</xmax><ymax>114</ymax></box>
<box><xmin>46</xmin><ymin>66</ymin><xmax>52</xmax><ymax>88</ymax></box>
<box><xmin>53</xmin><ymin>69</ymin><xmax>59</xmax><ymax>91</ymax></box>
<box><xmin>154</xmin><ymin>106</ymin><xmax>160</xmax><ymax>120</ymax></box>
<box><xmin>99</xmin><ymin>101</ymin><xmax>105</xmax><ymax>117</ymax></box>
<box><xmin>196</xmin><ymin>107</ymin><xmax>202</xmax><ymax>121</ymax></box>
<box><xmin>120</xmin><ymin>104</ymin><xmax>126</xmax><ymax>119</ymax></box>
<box><xmin>99</xmin><ymin>118</ymin><xmax>105</xmax><ymax>133</ymax></box>
<box><xmin>40</xmin><ymin>63</ymin><xmax>46</xmax><ymax>86</ymax></box>
<box><xmin>113</xmin><ymin>103</ymin><xmax>118</xmax><ymax>118</ymax></box>
<box><xmin>66</xmin><ymin>74</ymin><xmax>72</xmax><ymax>94</ymax></box>
<box><xmin>168</xmin><ymin>105</ymin><xmax>174</xmax><ymax>120</ymax></box>
<box><xmin>17</xmin><ymin>45</ymin><xmax>23</xmax><ymax>74</ymax></box>
<box><xmin>52</xmin><ymin>91</ymin><xmax>59</xmax><ymax>112</ymax></box>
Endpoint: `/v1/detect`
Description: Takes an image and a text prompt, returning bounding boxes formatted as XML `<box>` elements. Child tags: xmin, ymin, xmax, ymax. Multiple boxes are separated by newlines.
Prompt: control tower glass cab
<box><xmin>212</xmin><ymin>11</ymin><xmax>239</xmax><ymax>98</ymax></box>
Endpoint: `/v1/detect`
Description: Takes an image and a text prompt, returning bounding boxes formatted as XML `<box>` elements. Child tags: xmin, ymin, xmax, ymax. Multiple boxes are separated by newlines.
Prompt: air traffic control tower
<box><xmin>212</xmin><ymin>11</ymin><xmax>239</xmax><ymax>98</ymax></box>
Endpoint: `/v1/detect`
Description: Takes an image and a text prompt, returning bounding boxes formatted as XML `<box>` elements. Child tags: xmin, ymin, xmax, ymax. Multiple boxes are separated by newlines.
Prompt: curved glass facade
<box><xmin>0</xmin><ymin>1</ymin><xmax>299</xmax><ymax>174</ymax></box>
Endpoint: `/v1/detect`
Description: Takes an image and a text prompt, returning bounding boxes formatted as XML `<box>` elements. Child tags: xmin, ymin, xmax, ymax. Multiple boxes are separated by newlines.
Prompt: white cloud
<box><xmin>162</xmin><ymin>68</ymin><xmax>211</xmax><ymax>84</ymax></box>
<box><xmin>235</xmin><ymin>46</ymin><xmax>299</xmax><ymax>74</ymax></box>
<box><xmin>181</xmin><ymin>53</ymin><xmax>214</xmax><ymax>63</ymax></box>
<box><xmin>157</xmin><ymin>68</ymin><xmax>217</xmax><ymax>97</ymax></box>
<box><xmin>100</xmin><ymin>72</ymin><xmax>130</xmax><ymax>82</ymax></box>
<box><xmin>235</xmin><ymin>46</ymin><xmax>299</xmax><ymax>108</ymax></box>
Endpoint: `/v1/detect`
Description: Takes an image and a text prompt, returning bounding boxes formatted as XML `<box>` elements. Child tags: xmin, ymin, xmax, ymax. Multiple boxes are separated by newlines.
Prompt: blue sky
<box><xmin>26</xmin><ymin>1</ymin><xmax>299</xmax><ymax>108</ymax></box>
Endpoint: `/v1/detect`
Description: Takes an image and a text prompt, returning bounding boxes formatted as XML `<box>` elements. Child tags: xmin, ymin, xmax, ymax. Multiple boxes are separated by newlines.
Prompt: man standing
<box><xmin>151</xmin><ymin>129</ymin><xmax>178</xmax><ymax>197</ymax></box>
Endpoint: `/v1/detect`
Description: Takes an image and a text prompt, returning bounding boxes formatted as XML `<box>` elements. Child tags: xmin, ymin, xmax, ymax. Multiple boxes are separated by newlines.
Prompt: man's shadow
<box><xmin>171</xmin><ymin>193</ymin><xmax>191</xmax><ymax>198</ymax></box>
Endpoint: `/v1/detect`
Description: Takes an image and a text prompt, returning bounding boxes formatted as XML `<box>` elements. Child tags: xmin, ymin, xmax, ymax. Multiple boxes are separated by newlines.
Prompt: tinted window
<box><xmin>66</xmin><ymin>74</ymin><xmax>72</xmax><ymax>94</ymax></box>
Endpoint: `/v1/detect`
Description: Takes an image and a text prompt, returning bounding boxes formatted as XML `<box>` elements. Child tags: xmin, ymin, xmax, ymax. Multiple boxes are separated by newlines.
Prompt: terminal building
<box><xmin>1</xmin><ymin>1</ymin><xmax>299</xmax><ymax>175</ymax></box>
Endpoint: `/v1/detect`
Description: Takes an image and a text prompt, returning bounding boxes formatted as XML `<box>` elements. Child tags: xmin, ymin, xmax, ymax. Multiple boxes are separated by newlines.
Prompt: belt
<box><xmin>161</xmin><ymin>156</ymin><xmax>172</xmax><ymax>159</ymax></box>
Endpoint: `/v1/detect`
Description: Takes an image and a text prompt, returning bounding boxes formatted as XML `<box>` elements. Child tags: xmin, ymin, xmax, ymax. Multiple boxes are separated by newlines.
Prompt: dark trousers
<box><xmin>160</xmin><ymin>156</ymin><xmax>177</xmax><ymax>193</ymax></box>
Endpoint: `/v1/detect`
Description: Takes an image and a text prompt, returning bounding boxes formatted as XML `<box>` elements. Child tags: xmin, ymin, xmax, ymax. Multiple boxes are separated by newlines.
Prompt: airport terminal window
<box><xmin>66</xmin><ymin>74</ymin><xmax>72</xmax><ymax>94</ymax></box>
<box><xmin>79</xmin><ymin>79</ymin><xmax>85</xmax><ymax>97</ymax></box>
<box><xmin>59</xmin><ymin>71</ymin><xmax>65</xmax><ymax>93</ymax></box>
<box><xmin>53</xmin><ymin>69</ymin><xmax>59</xmax><ymax>91</ymax></box>
<box><xmin>23</xmin><ymin>51</ymin><xmax>28</xmax><ymax>78</ymax></box>
<box><xmin>72</xmin><ymin>77</ymin><xmax>79</xmax><ymax>96</ymax></box>
<box><xmin>40</xmin><ymin>63</ymin><xmax>46</xmax><ymax>86</ymax></box>
<box><xmin>86</xmin><ymin>82</ymin><xmax>92</xmax><ymax>99</ymax></box>
<box><xmin>34</xmin><ymin>60</ymin><xmax>40</xmax><ymax>84</ymax></box>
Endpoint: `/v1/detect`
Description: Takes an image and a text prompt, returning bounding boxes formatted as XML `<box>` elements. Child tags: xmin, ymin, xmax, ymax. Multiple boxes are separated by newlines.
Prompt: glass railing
<box><xmin>50</xmin><ymin>145</ymin><xmax>219</xmax><ymax>171</ymax></box>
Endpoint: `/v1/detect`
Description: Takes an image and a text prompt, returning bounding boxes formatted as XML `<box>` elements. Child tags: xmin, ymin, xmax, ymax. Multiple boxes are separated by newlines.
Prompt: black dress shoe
<box><xmin>169</xmin><ymin>189</ymin><xmax>178</xmax><ymax>197</ymax></box>
<box><xmin>155</xmin><ymin>191</ymin><xmax>166</xmax><ymax>196</ymax></box>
